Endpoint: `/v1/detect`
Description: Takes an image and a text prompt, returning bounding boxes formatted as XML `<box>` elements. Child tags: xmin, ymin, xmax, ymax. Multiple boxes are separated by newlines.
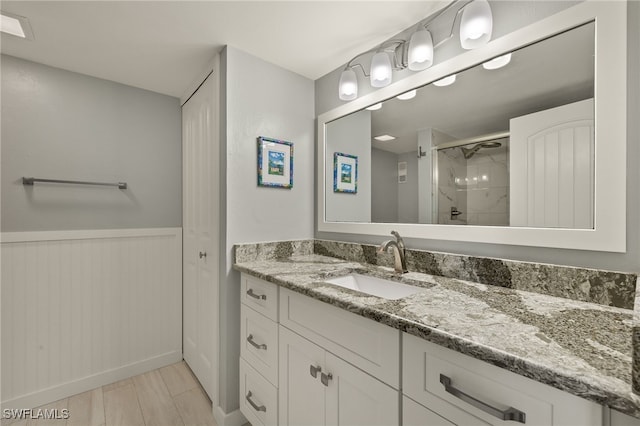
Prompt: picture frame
<box><xmin>257</xmin><ymin>136</ymin><xmax>293</xmax><ymax>189</ymax></box>
<box><xmin>333</xmin><ymin>152</ymin><xmax>358</xmax><ymax>193</ymax></box>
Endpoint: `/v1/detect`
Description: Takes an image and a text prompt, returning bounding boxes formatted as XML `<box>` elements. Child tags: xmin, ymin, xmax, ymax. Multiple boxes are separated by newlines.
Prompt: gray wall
<box><xmin>371</xmin><ymin>148</ymin><xmax>398</xmax><ymax>222</ymax></box>
<box><xmin>1</xmin><ymin>55</ymin><xmax>181</xmax><ymax>232</ymax></box>
<box><xmin>315</xmin><ymin>1</ymin><xmax>640</xmax><ymax>273</ymax></box>
<box><xmin>220</xmin><ymin>46</ymin><xmax>315</xmax><ymax>413</ymax></box>
<box><xmin>397</xmin><ymin>152</ymin><xmax>419</xmax><ymax>223</ymax></box>
<box><xmin>325</xmin><ymin>110</ymin><xmax>371</xmax><ymax>222</ymax></box>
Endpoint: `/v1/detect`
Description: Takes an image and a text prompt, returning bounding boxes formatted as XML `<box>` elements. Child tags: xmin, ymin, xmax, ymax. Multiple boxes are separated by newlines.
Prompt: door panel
<box><xmin>182</xmin><ymin>71</ymin><xmax>219</xmax><ymax>401</ymax></box>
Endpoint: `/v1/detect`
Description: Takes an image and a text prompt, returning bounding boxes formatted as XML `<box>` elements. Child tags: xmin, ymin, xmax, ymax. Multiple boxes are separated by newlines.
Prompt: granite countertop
<box><xmin>233</xmin><ymin>253</ymin><xmax>640</xmax><ymax>418</ymax></box>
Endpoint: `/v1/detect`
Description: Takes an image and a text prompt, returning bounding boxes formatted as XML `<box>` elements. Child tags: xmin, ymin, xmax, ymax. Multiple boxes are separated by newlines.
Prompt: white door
<box><xmin>279</xmin><ymin>326</ymin><xmax>325</xmax><ymax>426</ymax></box>
<box><xmin>325</xmin><ymin>352</ymin><xmax>399</xmax><ymax>426</ymax></box>
<box><xmin>510</xmin><ymin>98</ymin><xmax>594</xmax><ymax>228</ymax></box>
<box><xmin>182</xmin><ymin>71</ymin><xmax>219</xmax><ymax>401</ymax></box>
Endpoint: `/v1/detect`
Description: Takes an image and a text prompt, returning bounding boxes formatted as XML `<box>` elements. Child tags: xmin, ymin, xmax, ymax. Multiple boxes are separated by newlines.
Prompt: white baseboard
<box><xmin>1</xmin><ymin>351</ymin><xmax>182</xmax><ymax>410</ymax></box>
<box><xmin>214</xmin><ymin>406</ymin><xmax>247</xmax><ymax>426</ymax></box>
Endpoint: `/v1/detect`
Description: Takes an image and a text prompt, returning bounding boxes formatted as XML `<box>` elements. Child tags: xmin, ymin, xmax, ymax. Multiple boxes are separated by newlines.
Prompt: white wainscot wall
<box><xmin>1</xmin><ymin>228</ymin><xmax>183</xmax><ymax>410</ymax></box>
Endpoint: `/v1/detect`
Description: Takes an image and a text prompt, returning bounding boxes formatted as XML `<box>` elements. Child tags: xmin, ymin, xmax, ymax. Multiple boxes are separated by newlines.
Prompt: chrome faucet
<box><xmin>378</xmin><ymin>230</ymin><xmax>408</xmax><ymax>274</ymax></box>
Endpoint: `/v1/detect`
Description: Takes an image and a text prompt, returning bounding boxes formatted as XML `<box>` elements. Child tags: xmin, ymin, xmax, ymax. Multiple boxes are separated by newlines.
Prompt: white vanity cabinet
<box><xmin>278</xmin><ymin>287</ymin><xmax>400</xmax><ymax>426</ymax></box>
<box><xmin>239</xmin><ymin>275</ymin><xmax>280</xmax><ymax>426</ymax></box>
<box><xmin>403</xmin><ymin>333</ymin><xmax>602</xmax><ymax>426</ymax></box>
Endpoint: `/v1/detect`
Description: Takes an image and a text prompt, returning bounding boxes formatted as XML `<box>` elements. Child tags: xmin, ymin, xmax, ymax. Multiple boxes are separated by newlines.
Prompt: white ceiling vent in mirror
<box><xmin>317</xmin><ymin>1</ymin><xmax>627</xmax><ymax>252</ymax></box>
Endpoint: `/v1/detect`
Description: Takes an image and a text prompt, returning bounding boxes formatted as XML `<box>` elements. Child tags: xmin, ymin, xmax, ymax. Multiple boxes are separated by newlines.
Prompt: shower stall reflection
<box><xmin>434</xmin><ymin>137</ymin><xmax>509</xmax><ymax>226</ymax></box>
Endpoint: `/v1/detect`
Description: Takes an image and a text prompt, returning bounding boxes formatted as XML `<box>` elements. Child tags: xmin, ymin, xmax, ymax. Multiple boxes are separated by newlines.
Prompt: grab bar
<box><xmin>23</xmin><ymin>177</ymin><xmax>127</xmax><ymax>189</ymax></box>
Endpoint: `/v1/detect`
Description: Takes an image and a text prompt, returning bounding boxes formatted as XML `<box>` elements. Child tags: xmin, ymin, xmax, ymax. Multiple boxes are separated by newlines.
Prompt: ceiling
<box><xmin>369</xmin><ymin>21</ymin><xmax>595</xmax><ymax>154</ymax></box>
<box><xmin>0</xmin><ymin>1</ymin><xmax>449</xmax><ymax>99</ymax></box>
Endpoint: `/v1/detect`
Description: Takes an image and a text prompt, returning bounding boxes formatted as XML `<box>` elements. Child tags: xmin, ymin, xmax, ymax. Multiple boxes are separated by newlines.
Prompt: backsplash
<box><xmin>234</xmin><ymin>239</ymin><xmax>637</xmax><ymax>310</ymax></box>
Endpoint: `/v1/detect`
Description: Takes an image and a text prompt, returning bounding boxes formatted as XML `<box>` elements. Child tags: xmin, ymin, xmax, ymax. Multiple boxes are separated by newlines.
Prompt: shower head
<box><xmin>460</xmin><ymin>141</ymin><xmax>502</xmax><ymax>159</ymax></box>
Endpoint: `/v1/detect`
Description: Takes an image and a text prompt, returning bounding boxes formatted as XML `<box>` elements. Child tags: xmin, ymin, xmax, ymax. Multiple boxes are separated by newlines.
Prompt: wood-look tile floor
<box><xmin>2</xmin><ymin>361</ymin><xmax>218</xmax><ymax>426</ymax></box>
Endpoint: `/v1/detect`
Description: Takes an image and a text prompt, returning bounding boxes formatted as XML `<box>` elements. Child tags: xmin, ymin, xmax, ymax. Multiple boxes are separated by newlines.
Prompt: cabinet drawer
<box><xmin>241</xmin><ymin>274</ymin><xmax>278</xmax><ymax>321</ymax></box>
<box><xmin>403</xmin><ymin>333</ymin><xmax>602</xmax><ymax>426</ymax></box>
<box><xmin>241</xmin><ymin>304</ymin><xmax>278</xmax><ymax>385</ymax></box>
<box><xmin>403</xmin><ymin>396</ymin><xmax>455</xmax><ymax>426</ymax></box>
<box><xmin>240</xmin><ymin>358</ymin><xmax>278</xmax><ymax>426</ymax></box>
<box><xmin>280</xmin><ymin>288</ymin><xmax>400</xmax><ymax>388</ymax></box>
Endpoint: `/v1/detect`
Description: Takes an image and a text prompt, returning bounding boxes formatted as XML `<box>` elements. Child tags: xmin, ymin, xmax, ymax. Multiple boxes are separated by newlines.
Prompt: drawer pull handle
<box><xmin>247</xmin><ymin>334</ymin><xmax>267</xmax><ymax>350</ymax></box>
<box><xmin>321</xmin><ymin>372</ymin><xmax>333</xmax><ymax>387</ymax></box>
<box><xmin>245</xmin><ymin>391</ymin><xmax>267</xmax><ymax>413</ymax></box>
<box><xmin>247</xmin><ymin>288</ymin><xmax>267</xmax><ymax>300</ymax></box>
<box><xmin>310</xmin><ymin>364</ymin><xmax>322</xmax><ymax>378</ymax></box>
<box><xmin>439</xmin><ymin>374</ymin><xmax>526</xmax><ymax>424</ymax></box>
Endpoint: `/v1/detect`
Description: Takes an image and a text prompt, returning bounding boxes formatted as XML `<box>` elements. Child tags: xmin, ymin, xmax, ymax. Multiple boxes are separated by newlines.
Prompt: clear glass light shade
<box><xmin>370</xmin><ymin>52</ymin><xmax>392</xmax><ymax>88</ymax></box>
<box><xmin>460</xmin><ymin>0</ymin><xmax>493</xmax><ymax>50</ymax></box>
<box><xmin>338</xmin><ymin>68</ymin><xmax>358</xmax><ymax>101</ymax></box>
<box><xmin>408</xmin><ymin>28</ymin><xmax>434</xmax><ymax>71</ymax></box>
<box><xmin>482</xmin><ymin>53</ymin><xmax>512</xmax><ymax>70</ymax></box>
<box><xmin>433</xmin><ymin>74</ymin><xmax>456</xmax><ymax>87</ymax></box>
<box><xmin>0</xmin><ymin>14</ymin><xmax>25</xmax><ymax>38</ymax></box>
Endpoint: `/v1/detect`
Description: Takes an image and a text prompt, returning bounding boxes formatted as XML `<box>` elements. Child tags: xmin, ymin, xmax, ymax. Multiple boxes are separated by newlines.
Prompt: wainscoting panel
<box><xmin>1</xmin><ymin>228</ymin><xmax>183</xmax><ymax>409</ymax></box>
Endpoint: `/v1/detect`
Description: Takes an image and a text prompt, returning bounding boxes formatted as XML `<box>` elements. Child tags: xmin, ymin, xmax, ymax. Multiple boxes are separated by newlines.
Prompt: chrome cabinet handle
<box><xmin>321</xmin><ymin>372</ymin><xmax>333</xmax><ymax>386</ymax></box>
<box><xmin>246</xmin><ymin>288</ymin><xmax>267</xmax><ymax>300</ymax></box>
<box><xmin>310</xmin><ymin>365</ymin><xmax>322</xmax><ymax>378</ymax></box>
<box><xmin>245</xmin><ymin>391</ymin><xmax>266</xmax><ymax>412</ymax></box>
<box><xmin>199</xmin><ymin>251</ymin><xmax>207</xmax><ymax>259</ymax></box>
<box><xmin>247</xmin><ymin>334</ymin><xmax>267</xmax><ymax>350</ymax></box>
<box><xmin>440</xmin><ymin>374</ymin><xmax>526</xmax><ymax>424</ymax></box>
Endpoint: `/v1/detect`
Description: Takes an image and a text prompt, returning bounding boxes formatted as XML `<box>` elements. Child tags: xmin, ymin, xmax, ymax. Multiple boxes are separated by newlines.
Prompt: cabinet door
<box><xmin>279</xmin><ymin>326</ymin><xmax>325</xmax><ymax>426</ymax></box>
<box><xmin>325</xmin><ymin>352</ymin><xmax>399</xmax><ymax>426</ymax></box>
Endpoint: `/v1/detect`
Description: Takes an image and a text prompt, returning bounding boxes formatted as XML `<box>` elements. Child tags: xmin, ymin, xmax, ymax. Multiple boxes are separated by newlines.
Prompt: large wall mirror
<box><xmin>317</xmin><ymin>1</ymin><xmax>627</xmax><ymax>252</ymax></box>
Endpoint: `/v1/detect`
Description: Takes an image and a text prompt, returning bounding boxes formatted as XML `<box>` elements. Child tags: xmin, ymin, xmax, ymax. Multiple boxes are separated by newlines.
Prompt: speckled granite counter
<box><xmin>233</xmin><ymin>241</ymin><xmax>640</xmax><ymax>418</ymax></box>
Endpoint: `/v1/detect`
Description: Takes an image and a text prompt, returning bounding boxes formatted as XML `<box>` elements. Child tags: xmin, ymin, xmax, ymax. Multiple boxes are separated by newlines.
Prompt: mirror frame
<box><xmin>317</xmin><ymin>1</ymin><xmax>627</xmax><ymax>252</ymax></box>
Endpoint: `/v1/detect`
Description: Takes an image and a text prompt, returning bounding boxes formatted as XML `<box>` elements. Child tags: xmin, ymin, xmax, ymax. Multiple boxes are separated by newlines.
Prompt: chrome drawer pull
<box><xmin>310</xmin><ymin>364</ymin><xmax>322</xmax><ymax>378</ymax></box>
<box><xmin>439</xmin><ymin>374</ymin><xmax>526</xmax><ymax>424</ymax></box>
<box><xmin>247</xmin><ymin>334</ymin><xmax>267</xmax><ymax>350</ymax></box>
<box><xmin>321</xmin><ymin>372</ymin><xmax>333</xmax><ymax>387</ymax></box>
<box><xmin>247</xmin><ymin>288</ymin><xmax>267</xmax><ymax>300</ymax></box>
<box><xmin>245</xmin><ymin>391</ymin><xmax>266</xmax><ymax>412</ymax></box>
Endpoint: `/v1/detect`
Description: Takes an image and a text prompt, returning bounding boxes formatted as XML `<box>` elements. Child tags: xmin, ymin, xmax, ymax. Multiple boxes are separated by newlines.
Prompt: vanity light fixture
<box><xmin>482</xmin><ymin>53</ymin><xmax>512</xmax><ymax>70</ymax></box>
<box><xmin>0</xmin><ymin>11</ymin><xmax>33</xmax><ymax>39</ymax></box>
<box><xmin>460</xmin><ymin>0</ymin><xmax>493</xmax><ymax>49</ymax></box>
<box><xmin>374</xmin><ymin>134</ymin><xmax>396</xmax><ymax>142</ymax></box>
<box><xmin>338</xmin><ymin>68</ymin><xmax>358</xmax><ymax>101</ymax></box>
<box><xmin>337</xmin><ymin>0</ymin><xmax>494</xmax><ymax>101</ymax></box>
<box><xmin>396</xmin><ymin>90</ymin><xmax>417</xmax><ymax>100</ymax></box>
<box><xmin>433</xmin><ymin>74</ymin><xmax>457</xmax><ymax>87</ymax></box>
<box><xmin>366</xmin><ymin>103</ymin><xmax>382</xmax><ymax>111</ymax></box>
<box><xmin>408</xmin><ymin>28</ymin><xmax>434</xmax><ymax>71</ymax></box>
<box><xmin>370</xmin><ymin>51</ymin><xmax>393</xmax><ymax>88</ymax></box>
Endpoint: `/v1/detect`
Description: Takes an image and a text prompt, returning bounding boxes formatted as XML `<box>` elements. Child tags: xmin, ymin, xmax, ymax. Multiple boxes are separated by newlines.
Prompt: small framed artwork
<box><xmin>257</xmin><ymin>136</ymin><xmax>293</xmax><ymax>189</ymax></box>
<box><xmin>333</xmin><ymin>152</ymin><xmax>358</xmax><ymax>193</ymax></box>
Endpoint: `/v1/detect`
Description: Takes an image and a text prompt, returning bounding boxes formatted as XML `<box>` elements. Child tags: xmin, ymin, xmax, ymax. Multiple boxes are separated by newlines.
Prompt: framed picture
<box><xmin>333</xmin><ymin>152</ymin><xmax>358</xmax><ymax>193</ymax></box>
<box><xmin>257</xmin><ymin>136</ymin><xmax>293</xmax><ymax>188</ymax></box>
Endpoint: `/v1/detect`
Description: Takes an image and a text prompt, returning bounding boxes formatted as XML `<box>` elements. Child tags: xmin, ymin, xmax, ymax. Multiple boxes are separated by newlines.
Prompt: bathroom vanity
<box><xmin>234</xmin><ymin>240</ymin><xmax>640</xmax><ymax>426</ymax></box>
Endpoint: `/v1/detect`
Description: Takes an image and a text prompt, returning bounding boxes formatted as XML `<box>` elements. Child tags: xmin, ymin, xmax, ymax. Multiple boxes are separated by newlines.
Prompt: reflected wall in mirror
<box><xmin>325</xmin><ymin>22</ymin><xmax>595</xmax><ymax>229</ymax></box>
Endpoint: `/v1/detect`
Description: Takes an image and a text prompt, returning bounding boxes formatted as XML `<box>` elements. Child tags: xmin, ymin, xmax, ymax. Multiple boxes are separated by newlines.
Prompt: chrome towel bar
<box><xmin>22</xmin><ymin>177</ymin><xmax>127</xmax><ymax>189</ymax></box>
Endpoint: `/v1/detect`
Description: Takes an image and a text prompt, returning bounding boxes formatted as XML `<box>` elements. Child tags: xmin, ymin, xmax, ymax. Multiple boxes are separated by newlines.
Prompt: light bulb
<box><xmin>338</xmin><ymin>68</ymin><xmax>358</xmax><ymax>101</ymax></box>
<box><xmin>408</xmin><ymin>28</ymin><xmax>434</xmax><ymax>71</ymax></box>
<box><xmin>370</xmin><ymin>52</ymin><xmax>392</xmax><ymax>88</ymax></box>
<box><xmin>460</xmin><ymin>0</ymin><xmax>493</xmax><ymax>50</ymax></box>
<box><xmin>433</xmin><ymin>74</ymin><xmax>456</xmax><ymax>87</ymax></box>
<box><xmin>396</xmin><ymin>90</ymin><xmax>417</xmax><ymax>100</ymax></box>
<box><xmin>482</xmin><ymin>53</ymin><xmax>512</xmax><ymax>70</ymax></box>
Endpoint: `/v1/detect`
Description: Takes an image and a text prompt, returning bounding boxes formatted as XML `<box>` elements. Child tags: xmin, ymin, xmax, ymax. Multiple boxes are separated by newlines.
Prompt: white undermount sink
<box><xmin>324</xmin><ymin>274</ymin><xmax>427</xmax><ymax>300</ymax></box>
